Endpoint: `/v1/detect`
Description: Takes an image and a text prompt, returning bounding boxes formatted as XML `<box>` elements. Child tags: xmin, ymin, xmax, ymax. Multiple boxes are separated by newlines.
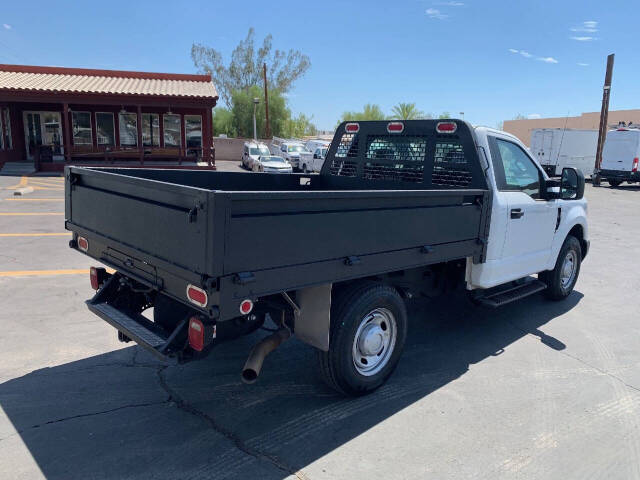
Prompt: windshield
<box><xmin>288</xmin><ymin>145</ymin><xmax>307</xmax><ymax>153</ymax></box>
<box><xmin>250</xmin><ymin>146</ymin><xmax>270</xmax><ymax>156</ymax></box>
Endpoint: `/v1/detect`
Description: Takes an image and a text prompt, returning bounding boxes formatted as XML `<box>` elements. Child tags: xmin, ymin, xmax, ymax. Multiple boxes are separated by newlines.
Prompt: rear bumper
<box><xmin>600</xmin><ymin>169</ymin><xmax>639</xmax><ymax>182</ymax></box>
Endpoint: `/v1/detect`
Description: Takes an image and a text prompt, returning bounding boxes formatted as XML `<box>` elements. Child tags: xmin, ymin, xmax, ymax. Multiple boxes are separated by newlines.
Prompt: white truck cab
<box><xmin>241</xmin><ymin>142</ymin><xmax>270</xmax><ymax>170</ymax></box>
<box><xmin>467</xmin><ymin>127</ymin><xmax>588</xmax><ymax>296</ymax></box>
<box><xmin>270</xmin><ymin>137</ymin><xmax>313</xmax><ymax>171</ymax></box>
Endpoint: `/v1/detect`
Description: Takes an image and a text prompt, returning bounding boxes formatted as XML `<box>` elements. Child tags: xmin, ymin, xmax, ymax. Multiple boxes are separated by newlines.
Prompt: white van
<box><xmin>600</xmin><ymin>128</ymin><xmax>640</xmax><ymax>187</ymax></box>
<box><xmin>241</xmin><ymin>142</ymin><xmax>271</xmax><ymax>170</ymax></box>
<box><xmin>530</xmin><ymin>128</ymin><xmax>598</xmax><ymax>178</ymax></box>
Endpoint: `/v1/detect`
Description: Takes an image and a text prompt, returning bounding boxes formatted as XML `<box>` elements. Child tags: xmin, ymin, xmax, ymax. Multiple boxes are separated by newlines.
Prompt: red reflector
<box><xmin>188</xmin><ymin>317</ymin><xmax>205</xmax><ymax>351</ymax></box>
<box><xmin>436</xmin><ymin>122</ymin><xmax>457</xmax><ymax>133</ymax></box>
<box><xmin>617</xmin><ymin>128</ymin><xmax>629</xmax><ymax>131</ymax></box>
<box><xmin>345</xmin><ymin>122</ymin><xmax>360</xmax><ymax>133</ymax></box>
<box><xmin>633</xmin><ymin>157</ymin><xmax>639</xmax><ymax>172</ymax></box>
<box><xmin>387</xmin><ymin>122</ymin><xmax>404</xmax><ymax>133</ymax></box>
<box><xmin>239</xmin><ymin>299</ymin><xmax>254</xmax><ymax>315</ymax></box>
<box><xmin>77</xmin><ymin>236</ymin><xmax>89</xmax><ymax>252</ymax></box>
<box><xmin>186</xmin><ymin>284</ymin><xmax>208</xmax><ymax>307</ymax></box>
<box><xmin>90</xmin><ymin>267</ymin><xmax>99</xmax><ymax>290</ymax></box>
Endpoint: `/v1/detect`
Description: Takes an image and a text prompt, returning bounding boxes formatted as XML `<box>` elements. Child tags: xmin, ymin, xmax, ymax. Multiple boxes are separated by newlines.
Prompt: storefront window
<box><xmin>142</xmin><ymin>113</ymin><xmax>160</xmax><ymax>147</ymax></box>
<box><xmin>163</xmin><ymin>114</ymin><xmax>181</xmax><ymax>147</ymax></box>
<box><xmin>119</xmin><ymin>113</ymin><xmax>138</xmax><ymax>147</ymax></box>
<box><xmin>185</xmin><ymin>115</ymin><xmax>202</xmax><ymax>148</ymax></box>
<box><xmin>2</xmin><ymin>108</ymin><xmax>12</xmax><ymax>149</ymax></box>
<box><xmin>96</xmin><ymin>113</ymin><xmax>115</xmax><ymax>146</ymax></box>
<box><xmin>72</xmin><ymin>111</ymin><xmax>92</xmax><ymax>145</ymax></box>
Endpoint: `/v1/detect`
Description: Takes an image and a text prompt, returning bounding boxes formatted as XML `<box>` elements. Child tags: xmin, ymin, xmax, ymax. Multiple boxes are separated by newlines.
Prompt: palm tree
<box><xmin>391</xmin><ymin>102</ymin><xmax>426</xmax><ymax>120</ymax></box>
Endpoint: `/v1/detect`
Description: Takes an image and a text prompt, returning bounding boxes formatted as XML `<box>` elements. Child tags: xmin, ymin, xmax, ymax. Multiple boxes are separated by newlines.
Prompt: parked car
<box><xmin>66</xmin><ymin>119</ymin><xmax>588</xmax><ymax>397</ymax></box>
<box><xmin>242</xmin><ymin>142</ymin><xmax>271</xmax><ymax>170</ymax></box>
<box><xmin>308</xmin><ymin>146</ymin><xmax>328</xmax><ymax>173</ymax></box>
<box><xmin>270</xmin><ymin>137</ymin><xmax>313</xmax><ymax>171</ymax></box>
<box><xmin>600</xmin><ymin>127</ymin><xmax>640</xmax><ymax>187</ymax></box>
<box><xmin>252</xmin><ymin>155</ymin><xmax>293</xmax><ymax>173</ymax></box>
<box><xmin>530</xmin><ymin>128</ymin><xmax>598</xmax><ymax>178</ymax></box>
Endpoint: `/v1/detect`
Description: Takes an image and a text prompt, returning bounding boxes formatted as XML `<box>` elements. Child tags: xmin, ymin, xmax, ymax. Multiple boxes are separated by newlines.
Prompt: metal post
<box><xmin>593</xmin><ymin>54</ymin><xmax>615</xmax><ymax>186</ymax></box>
<box><xmin>253</xmin><ymin>98</ymin><xmax>259</xmax><ymax>141</ymax></box>
<box><xmin>263</xmin><ymin>63</ymin><xmax>271</xmax><ymax>139</ymax></box>
<box><xmin>137</xmin><ymin>105</ymin><xmax>143</xmax><ymax>165</ymax></box>
<box><xmin>63</xmin><ymin>103</ymin><xmax>71</xmax><ymax>163</ymax></box>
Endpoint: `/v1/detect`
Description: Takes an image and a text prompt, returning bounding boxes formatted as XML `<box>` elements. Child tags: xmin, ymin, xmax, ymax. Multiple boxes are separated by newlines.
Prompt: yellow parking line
<box><xmin>0</xmin><ymin>233</ymin><xmax>71</xmax><ymax>237</ymax></box>
<box><xmin>28</xmin><ymin>181</ymin><xmax>65</xmax><ymax>188</ymax></box>
<box><xmin>0</xmin><ymin>269</ymin><xmax>89</xmax><ymax>277</ymax></box>
<box><xmin>4</xmin><ymin>198</ymin><xmax>64</xmax><ymax>201</ymax></box>
<box><xmin>6</xmin><ymin>176</ymin><xmax>28</xmax><ymax>189</ymax></box>
<box><xmin>0</xmin><ymin>212</ymin><xmax>64</xmax><ymax>216</ymax></box>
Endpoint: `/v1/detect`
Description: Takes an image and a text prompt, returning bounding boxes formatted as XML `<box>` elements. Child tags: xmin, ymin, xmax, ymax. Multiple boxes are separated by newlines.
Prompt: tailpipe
<box><xmin>241</xmin><ymin>327</ymin><xmax>291</xmax><ymax>384</ymax></box>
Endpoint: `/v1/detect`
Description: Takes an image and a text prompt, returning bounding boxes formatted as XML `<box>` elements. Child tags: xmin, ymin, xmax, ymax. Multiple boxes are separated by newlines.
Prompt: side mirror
<box><xmin>560</xmin><ymin>167</ymin><xmax>585</xmax><ymax>200</ymax></box>
<box><xmin>313</xmin><ymin>153</ymin><xmax>318</xmax><ymax>159</ymax></box>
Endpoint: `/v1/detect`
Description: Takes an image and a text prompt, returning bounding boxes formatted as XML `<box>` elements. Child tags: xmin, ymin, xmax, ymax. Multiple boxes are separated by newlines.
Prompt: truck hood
<box><xmin>262</xmin><ymin>161</ymin><xmax>291</xmax><ymax>169</ymax></box>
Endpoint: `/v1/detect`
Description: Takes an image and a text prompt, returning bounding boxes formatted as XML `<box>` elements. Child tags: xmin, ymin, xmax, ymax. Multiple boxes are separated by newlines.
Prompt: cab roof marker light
<box><xmin>345</xmin><ymin>123</ymin><xmax>360</xmax><ymax>133</ymax></box>
<box><xmin>436</xmin><ymin>122</ymin><xmax>457</xmax><ymax>134</ymax></box>
<box><xmin>387</xmin><ymin>122</ymin><xmax>404</xmax><ymax>133</ymax></box>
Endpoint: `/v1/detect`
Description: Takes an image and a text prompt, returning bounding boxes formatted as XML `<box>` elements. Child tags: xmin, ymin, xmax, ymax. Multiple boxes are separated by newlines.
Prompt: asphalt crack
<box><xmin>156</xmin><ymin>366</ymin><xmax>310</xmax><ymax>480</ymax></box>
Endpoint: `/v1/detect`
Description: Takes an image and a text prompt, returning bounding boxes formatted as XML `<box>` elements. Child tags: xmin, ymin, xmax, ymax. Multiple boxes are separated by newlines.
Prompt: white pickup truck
<box><xmin>270</xmin><ymin>137</ymin><xmax>313</xmax><ymax>171</ymax></box>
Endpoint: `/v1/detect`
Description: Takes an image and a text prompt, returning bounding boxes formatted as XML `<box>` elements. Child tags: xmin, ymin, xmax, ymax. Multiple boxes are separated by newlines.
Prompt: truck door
<box><xmin>489</xmin><ymin>136</ymin><xmax>557</xmax><ymax>280</ymax></box>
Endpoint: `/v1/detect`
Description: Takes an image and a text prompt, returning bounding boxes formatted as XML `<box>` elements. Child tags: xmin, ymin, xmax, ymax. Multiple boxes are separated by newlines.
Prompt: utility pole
<box><xmin>263</xmin><ymin>63</ymin><xmax>271</xmax><ymax>139</ymax></box>
<box><xmin>593</xmin><ymin>53</ymin><xmax>615</xmax><ymax>186</ymax></box>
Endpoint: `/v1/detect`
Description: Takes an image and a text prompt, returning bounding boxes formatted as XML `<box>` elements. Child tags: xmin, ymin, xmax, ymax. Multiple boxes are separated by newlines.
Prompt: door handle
<box><xmin>510</xmin><ymin>208</ymin><xmax>524</xmax><ymax>219</ymax></box>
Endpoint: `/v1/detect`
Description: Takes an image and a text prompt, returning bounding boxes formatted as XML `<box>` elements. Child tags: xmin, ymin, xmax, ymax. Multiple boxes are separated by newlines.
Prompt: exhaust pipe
<box><xmin>241</xmin><ymin>327</ymin><xmax>291</xmax><ymax>384</ymax></box>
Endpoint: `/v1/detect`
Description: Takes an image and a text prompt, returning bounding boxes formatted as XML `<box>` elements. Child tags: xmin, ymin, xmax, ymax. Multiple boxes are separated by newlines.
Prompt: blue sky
<box><xmin>0</xmin><ymin>0</ymin><xmax>637</xmax><ymax>130</ymax></box>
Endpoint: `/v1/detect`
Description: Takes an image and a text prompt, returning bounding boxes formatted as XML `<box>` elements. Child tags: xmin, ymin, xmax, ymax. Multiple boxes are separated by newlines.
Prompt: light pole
<box><xmin>253</xmin><ymin>98</ymin><xmax>260</xmax><ymax>141</ymax></box>
<box><xmin>459</xmin><ymin>111</ymin><xmax>465</xmax><ymax>120</ymax></box>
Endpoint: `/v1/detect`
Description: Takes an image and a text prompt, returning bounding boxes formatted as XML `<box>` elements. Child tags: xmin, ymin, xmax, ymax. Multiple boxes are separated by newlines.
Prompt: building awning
<box><xmin>0</xmin><ymin>64</ymin><xmax>218</xmax><ymax>100</ymax></box>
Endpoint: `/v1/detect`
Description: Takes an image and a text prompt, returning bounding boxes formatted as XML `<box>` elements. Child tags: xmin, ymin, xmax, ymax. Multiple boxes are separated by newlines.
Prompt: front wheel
<box><xmin>609</xmin><ymin>179</ymin><xmax>622</xmax><ymax>187</ymax></box>
<box><xmin>539</xmin><ymin>235</ymin><xmax>582</xmax><ymax>300</ymax></box>
<box><xmin>317</xmin><ymin>282</ymin><xmax>407</xmax><ymax>396</ymax></box>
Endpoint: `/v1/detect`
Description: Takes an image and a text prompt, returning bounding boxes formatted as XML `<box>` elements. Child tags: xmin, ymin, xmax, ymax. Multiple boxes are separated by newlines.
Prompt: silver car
<box><xmin>252</xmin><ymin>155</ymin><xmax>293</xmax><ymax>173</ymax></box>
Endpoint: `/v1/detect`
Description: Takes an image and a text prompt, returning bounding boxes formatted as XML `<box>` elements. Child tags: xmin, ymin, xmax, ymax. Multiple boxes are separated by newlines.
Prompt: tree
<box><xmin>212</xmin><ymin>108</ymin><xmax>236</xmax><ymax>137</ymax></box>
<box><xmin>438</xmin><ymin>111</ymin><xmax>452</xmax><ymax>119</ymax></box>
<box><xmin>192</xmin><ymin>28</ymin><xmax>311</xmax><ymax>108</ymax></box>
<box><xmin>391</xmin><ymin>102</ymin><xmax>426</xmax><ymax>120</ymax></box>
<box><xmin>338</xmin><ymin>104</ymin><xmax>386</xmax><ymax>124</ymax></box>
<box><xmin>283</xmin><ymin>113</ymin><xmax>318</xmax><ymax>138</ymax></box>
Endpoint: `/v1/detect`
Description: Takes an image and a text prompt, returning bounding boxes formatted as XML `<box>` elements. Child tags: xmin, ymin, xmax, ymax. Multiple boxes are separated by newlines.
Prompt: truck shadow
<box><xmin>0</xmin><ymin>291</ymin><xmax>582</xmax><ymax>479</ymax></box>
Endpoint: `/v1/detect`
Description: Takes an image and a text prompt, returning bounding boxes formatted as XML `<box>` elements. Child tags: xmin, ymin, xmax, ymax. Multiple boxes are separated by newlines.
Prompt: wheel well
<box><xmin>568</xmin><ymin>224</ymin><xmax>587</xmax><ymax>259</ymax></box>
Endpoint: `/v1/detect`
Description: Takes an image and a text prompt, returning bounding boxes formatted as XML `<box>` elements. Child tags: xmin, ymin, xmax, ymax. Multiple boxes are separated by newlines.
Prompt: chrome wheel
<box><xmin>352</xmin><ymin>308</ymin><xmax>397</xmax><ymax>376</ymax></box>
<box><xmin>560</xmin><ymin>250</ymin><xmax>577</xmax><ymax>289</ymax></box>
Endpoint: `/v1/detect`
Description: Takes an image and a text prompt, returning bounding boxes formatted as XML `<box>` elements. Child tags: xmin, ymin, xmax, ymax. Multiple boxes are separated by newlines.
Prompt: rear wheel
<box><xmin>539</xmin><ymin>235</ymin><xmax>582</xmax><ymax>301</ymax></box>
<box><xmin>609</xmin><ymin>179</ymin><xmax>622</xmax><ymax>187</ymax></box>
<box><xmin>317</xmin><ymin>282</ymin><xmax>407</xmax><ymax>396</ymax></box>
<box><xmin>302</xmin><ymin>164</ymin><xmax>309</xmax><ymax>174</ymax></box>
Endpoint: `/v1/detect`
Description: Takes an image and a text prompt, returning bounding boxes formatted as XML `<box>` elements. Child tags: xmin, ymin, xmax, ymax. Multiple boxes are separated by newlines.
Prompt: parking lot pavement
<box><xmin>215</xmin><ymin>160</ymin><xmax>247</xmax><ymax>172</ymax></box>
<box><xmin>0</xmin><ymin>177</ymin><xmax>639</xmax><ymax>480</ymax></box>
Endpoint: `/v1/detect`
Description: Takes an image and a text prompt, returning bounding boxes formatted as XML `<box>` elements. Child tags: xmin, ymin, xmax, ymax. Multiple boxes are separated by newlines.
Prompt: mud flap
<box><xmin>293</xmin><ymin>283</ymin><xmax>332</xmax><ymax>351</ymax></box>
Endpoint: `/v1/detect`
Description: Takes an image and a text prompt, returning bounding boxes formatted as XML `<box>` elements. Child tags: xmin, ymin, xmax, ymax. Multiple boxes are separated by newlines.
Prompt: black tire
<box><xmin>539</xmin><ymin>235</ymin><xmax>582</xmax><ymax>301</ymax></box>
<box><xmin>302</xmin><ymin>164</ymin><xmax>308</xmax><ymax>174</ymax></box>
<box><xmin>609</xmin><ymin>179</ymin><xmax>622</xmax><ymax>187</ymax></box>
<box><xmin>317</xmin><ymin>282</ymin><xmax>407</xmax><ymax>396</ymax></box>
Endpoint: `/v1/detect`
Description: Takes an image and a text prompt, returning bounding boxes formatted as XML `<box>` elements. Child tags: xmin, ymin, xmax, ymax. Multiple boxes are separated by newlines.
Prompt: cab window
<box><xmin>493</xmin><ymin>138</ymin><xmax>542</xmax><ymax>198</ymax></box>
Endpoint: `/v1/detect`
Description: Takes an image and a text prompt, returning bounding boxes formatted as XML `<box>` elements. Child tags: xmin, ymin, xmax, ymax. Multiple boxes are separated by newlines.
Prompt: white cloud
<box><xmin>519</xmin><ymin>50</ymin><xmax>532</xmax><ymax>58</ymax></box>
<box><xmin>425</xmin><ymin>8</ymin><xmax>448</xmax><ymax>19</ymax></box>
<box><xmin>571</xmin><ymin>20</ymin><xmax>598</xmax><ymax>33</ymax></box>
<box><xmin>577</xmin><ymin>62</ymin><xmax>589</xmax><ymax>67</ymax></box>
<box><xmin>2</xmin><ymin>24</ymin><xmax>11</xmax><ymax>30</ymax></box>
<box><xmin>571</xmin><ymin>36</ymin><xmax>596</xmax><ymax>41</ymax></box>
<box><xmin>537</xmin><ymin>56</ymin><xmax>559</xmax><ymax>64</ymax></box>
<box><xmin>508</xmin><ymin>48</ymin><xmax>519</xmax><ymax>54</ymax></box>
<box><xmin>527</xmin><ymin>114</ymin><xmax>541</xmax><ymax>119</ymax></box>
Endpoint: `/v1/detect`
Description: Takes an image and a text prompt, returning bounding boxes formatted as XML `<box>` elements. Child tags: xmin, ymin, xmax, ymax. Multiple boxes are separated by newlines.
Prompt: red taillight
<box><xmin>617</xmin><ymin>128</ymin><xmax>629</xmax><ymax>131</ymax></box>
<box><xmin>186</xmin><ymin>284</ymin><xmax>208</xmax><ymax>307</ymax></box>
<box><xmin>387</xmin><ymin>122</ymin><xmax>404</xmax><ymax>133</ymax></box>
<box><xmin>77</xmin><ymin>236</ymin><xmax>89</xmax><ymax>252</ymax></box>
<box><xmin>188</xmin><ymin>317</ymin><xmax>205</xmax><ymax>351</ymax></box>
<box><xmin>90</xmin><ymin>267</ymin><xmax>99</xmax><ymax>290</ymax></box>
<box><xmin>436</xmin><ymin>122</ymin><xmax>457</xmax><ymax>134</ymax></box>
<box><xmin>632</xmin><ymin>157</ymin><xmax>639</xmax><ymax>173</ymax></box>
<box><xmin>239</xmin><ymin>299</ymin><xmax>254</xmax><ymax>315</ymax></box>
<box><xmin>345</xmin><ymin>122</ymin><xmax>360</xmax><ymax>133</ymax></box>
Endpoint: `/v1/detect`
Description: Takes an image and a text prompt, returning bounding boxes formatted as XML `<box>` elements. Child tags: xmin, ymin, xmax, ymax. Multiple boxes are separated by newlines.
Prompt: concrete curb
<box><xmin>13</xmin><ymin>187</ymin><xmax>34</xmax><ymax>196</ymax></box>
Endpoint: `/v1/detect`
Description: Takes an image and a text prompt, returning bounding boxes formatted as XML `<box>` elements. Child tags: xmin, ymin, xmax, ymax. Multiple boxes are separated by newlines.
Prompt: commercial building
<box><xmin>0</xmin><ymin>64</ymin><xmax>218</xmax><ymax>172</ymax></box>
<box><xmin>503</xmin><ymin>109</ymin><xmax>640</xmax><ymax>146</ymax></box>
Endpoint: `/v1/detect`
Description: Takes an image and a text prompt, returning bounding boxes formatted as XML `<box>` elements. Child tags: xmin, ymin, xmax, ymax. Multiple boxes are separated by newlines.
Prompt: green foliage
<box><xmin>212</xmin><ymin>108</ymin><xmax>236</xmax><ymax>137</ymax></box>
<box><xmin>391</xmin><ymin>102</ymin><xmax>426</xmax><ymax>120</ymax></box>
<box><xmin>192</xmin><ymin>28</ymin><xmax>311</xmax><ymax>108</ymax></box>
<box><xmin>438</xmin><ymin>111</ymin><xmax>452</xmax><ymax>119</ymax></box>
<box><xmin>283</xmin><ymin>113</ymin><xmax>318</xmax><ymax>138</ymax></box>
<box><xmin>339</xmin><ymin>104</ymin><xmax>386</xmax><ymax>124</ymax></box>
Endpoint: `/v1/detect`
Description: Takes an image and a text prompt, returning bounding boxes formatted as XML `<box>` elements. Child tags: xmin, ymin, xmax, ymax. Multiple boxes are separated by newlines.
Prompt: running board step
<box><xmin>476</xmin><ymin>279</ymin><xmax>547</xmax><ymax>308</ymax></box>
<box><xmin>87</xmin><ymin>301</ymin><xmax>177</xmax><ymax>363</ymax></box>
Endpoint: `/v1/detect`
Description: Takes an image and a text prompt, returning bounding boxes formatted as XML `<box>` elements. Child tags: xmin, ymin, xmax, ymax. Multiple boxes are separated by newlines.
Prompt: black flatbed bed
<box><xmin>65</xmin><ymin>120</ymin><xmax>490</xmax><ymax>321</ymax></box>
